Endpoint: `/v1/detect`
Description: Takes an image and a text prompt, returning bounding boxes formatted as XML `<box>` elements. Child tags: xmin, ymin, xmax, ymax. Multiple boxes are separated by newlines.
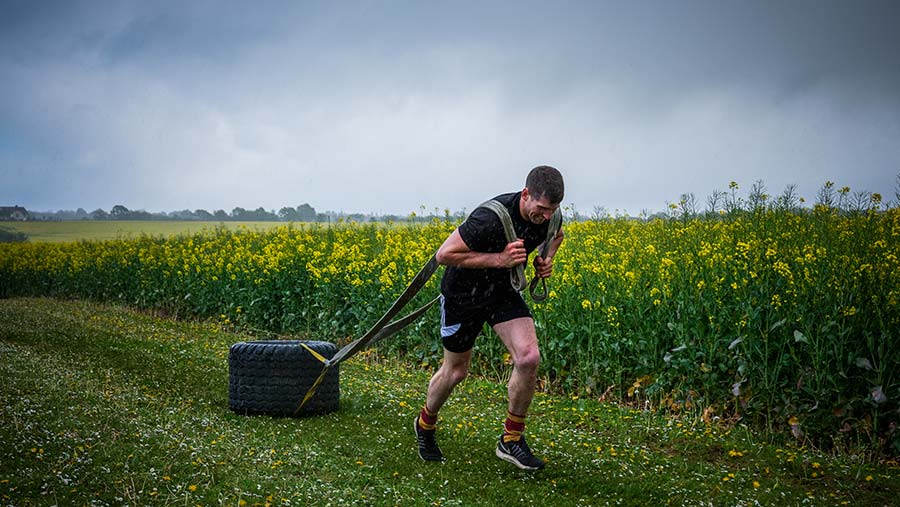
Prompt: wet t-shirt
<box><xmin>440</xmin><ymin>192</ymin><xmax>553</xmax><ymax>305</ymax></box>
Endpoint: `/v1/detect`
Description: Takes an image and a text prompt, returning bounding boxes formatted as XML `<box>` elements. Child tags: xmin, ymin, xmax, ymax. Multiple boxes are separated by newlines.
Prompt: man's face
<box><xmin>522</xmin><ymin>188</ymin><xmax>559</xmax><ymax>224</ymax></box>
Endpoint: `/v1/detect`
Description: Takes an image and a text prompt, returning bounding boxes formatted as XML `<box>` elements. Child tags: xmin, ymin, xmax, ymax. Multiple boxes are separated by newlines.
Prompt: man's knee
<box><xmin>514</xmin><ymin>347</ymin><xmax>541</xmax><ymax>374</ymax></box>
<box><xmin>446</xmin><ymin>363</ymin><xmax>469</xmax><ymax>385</ymax></box>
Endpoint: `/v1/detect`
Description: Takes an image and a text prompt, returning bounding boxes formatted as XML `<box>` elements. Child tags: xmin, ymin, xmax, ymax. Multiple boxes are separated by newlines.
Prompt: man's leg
<box><xmin>415</xmin><ymin>348</ymin><xmax>471</xmax><ymax>462</ymax></box>
<box><xmin>426</xmin><ymin>348</ymin><xmax>472</xmax><ymax>414</ymax></box>
<box><xmin>492</xmin><ymin>317</ymin><xmax>540</xmax><ymax>416</ymax></box>
<box><xmin>492</xmin><ymin>316</ymin><xmax>545</xmax><ymax>470</ymax></box>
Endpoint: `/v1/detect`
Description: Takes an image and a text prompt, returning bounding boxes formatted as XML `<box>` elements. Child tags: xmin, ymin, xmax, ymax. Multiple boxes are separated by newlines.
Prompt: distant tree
<box><xmin>167</xmin><ymin>209</ymin><xmax>194</xmax><ymax>220</ymax></box>
<box><xmin>90</xmin><ymin>208</ymin><xmax>109</xmax><ymax>220</ymax></box>
<box><xmin>254</xmin><ymin>207</ymin><xmax>278</xmax><ymax>221</ymax></box>
<box><xmin>231</xmin><ymin>207</ymin><xmax>247</xmax><ymax>220</ymax></box>
<box><xmin>130</xmin><ymin>209</ymin><xmax>155</xmax><ymax>220</ymax></box>
<box><xmin>213</xmin><ymin>209</ymin><xmax>229</xmax><ymax>220</ymax></box>
<box><xmin>194</xmin><ymin>209</ymin><xmax>213</xmax><ymax>220</ymax></box>
<box><xmin>278</xmin><ymin>207</ymin><xmax>301</xmax><ymax>221</ymax></box>
<box><xmin>297</xmin><ymin>203</ymin><xmax>317</xmax><ymax>222</ymax></box>
<box><xmin>110</xmin><ymin>204</ymin><xmax>130</xmax><ymax>219</ymax></box>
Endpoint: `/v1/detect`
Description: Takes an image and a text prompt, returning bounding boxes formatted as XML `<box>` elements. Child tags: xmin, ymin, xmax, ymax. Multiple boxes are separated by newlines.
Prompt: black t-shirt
<box><xmin>441</xmin><ymin>191</ymin><xmax>554</xmax><ymax>304</ymax></box>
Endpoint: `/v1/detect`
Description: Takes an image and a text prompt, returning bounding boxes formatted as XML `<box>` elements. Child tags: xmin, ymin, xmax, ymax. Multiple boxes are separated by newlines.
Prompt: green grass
<box><xmin>1</xmin><ymin>298</ymin><xmax>897</xmax><ymax>506</ymax></box>
<box><xmin>0</xmin><ymin>221</ymin><xmax>291</xmax><ymax>243</ymax></box>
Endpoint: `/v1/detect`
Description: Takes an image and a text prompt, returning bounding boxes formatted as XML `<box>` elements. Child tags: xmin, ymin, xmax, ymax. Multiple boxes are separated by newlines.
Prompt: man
<box><xmin>414</xmin><ymin>165</ymin><xmax>565</xmax><ymax>470</ymax></box>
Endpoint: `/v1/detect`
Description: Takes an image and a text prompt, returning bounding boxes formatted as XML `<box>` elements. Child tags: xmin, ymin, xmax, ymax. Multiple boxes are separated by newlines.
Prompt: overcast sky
<box><xmin>2</xmin><ymin>0</ymin><xmax>898</xmax><ymax>216</ymax></box>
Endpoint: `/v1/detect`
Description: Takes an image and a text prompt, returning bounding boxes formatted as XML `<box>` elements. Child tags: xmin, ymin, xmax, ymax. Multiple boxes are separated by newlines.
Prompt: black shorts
<box><xmin>439</xmin><ymin>291</ymin><xmax>533</xmax><ymax>353</ymax></box>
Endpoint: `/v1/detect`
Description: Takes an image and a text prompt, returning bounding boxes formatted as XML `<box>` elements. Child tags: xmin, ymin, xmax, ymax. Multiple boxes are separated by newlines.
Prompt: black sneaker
<box><xmin>414</xmin><ymin>416</ymin><xmax>444</xmax><ymax>462</ymax></box>
<box><xmin>496</xmin><ymin>436</ymin><xmax>545</xmax><ymax>470</ymax></box>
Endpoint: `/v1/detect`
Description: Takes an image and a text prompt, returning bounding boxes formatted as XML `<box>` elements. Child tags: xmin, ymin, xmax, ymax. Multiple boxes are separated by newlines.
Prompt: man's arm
<box><xmin>435</xmin><ymin>229</ymin><xmax>527</xmax><ymax>269</ymax></box>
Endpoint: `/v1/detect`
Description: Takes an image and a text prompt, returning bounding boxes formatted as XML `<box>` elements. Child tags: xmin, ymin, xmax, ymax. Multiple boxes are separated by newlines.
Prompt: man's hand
<box><xmin>498</xmin><ymin>239</ymin><xmax>527</xmax><ymax>268</ymax></box>
<box><xmin>533</xmin><ymin>255</ymin><xmax>554</xmax><ymax>278</ymax></box>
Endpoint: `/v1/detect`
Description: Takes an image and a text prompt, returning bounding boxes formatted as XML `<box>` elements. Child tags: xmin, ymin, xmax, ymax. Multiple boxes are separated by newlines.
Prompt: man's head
<box><xmin>521</xmin><ymin>165</ymin><xmax>564</xmax><ymax>224</ymax></box>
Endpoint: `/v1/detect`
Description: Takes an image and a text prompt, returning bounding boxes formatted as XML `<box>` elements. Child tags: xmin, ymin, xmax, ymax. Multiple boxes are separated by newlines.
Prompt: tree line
<box><xmin>26</xmin><ymin>203</ymin><xmax>464</xmax><ymax>223</ymax></box>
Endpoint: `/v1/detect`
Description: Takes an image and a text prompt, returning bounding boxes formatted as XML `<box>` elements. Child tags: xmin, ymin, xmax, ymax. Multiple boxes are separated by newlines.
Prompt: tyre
<box><xmin>228</xmin><ymin>340</ymin><xmax>340</xmax><ymax>417</ymax></box>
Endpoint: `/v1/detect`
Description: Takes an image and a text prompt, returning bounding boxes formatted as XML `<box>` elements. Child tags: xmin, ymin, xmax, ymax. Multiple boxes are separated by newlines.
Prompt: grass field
<box><xmin>1</xmin><ymin>298</ymin><xmax>897</xmax><ymax>506</ymax></box>
<box><xmin>0</xmin><ymin>221</ymin><xmax>291</xmax><ymax>243</ymax></box>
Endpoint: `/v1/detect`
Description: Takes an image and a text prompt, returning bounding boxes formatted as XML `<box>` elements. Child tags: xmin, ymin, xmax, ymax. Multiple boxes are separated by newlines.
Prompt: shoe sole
<box><xmin>495</xmin><ymin>446</ymin><xmax>544</xmax><ymax>471</ymax></box>
<box><xmin>414</xmin><ymin>418</ymin><xmax>444</xmax><ymax>462</ymax></box>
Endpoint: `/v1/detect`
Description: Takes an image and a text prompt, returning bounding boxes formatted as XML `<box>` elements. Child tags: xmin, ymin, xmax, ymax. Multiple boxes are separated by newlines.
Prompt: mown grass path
<box><xmin>1</xmin><ymin>298</ymin><xmax>896</xmax><ymax>506</ymax></box>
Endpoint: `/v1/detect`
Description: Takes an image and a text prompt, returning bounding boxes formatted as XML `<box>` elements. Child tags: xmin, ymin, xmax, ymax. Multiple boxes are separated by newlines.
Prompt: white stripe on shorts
<box><xmin>439</xmin><ymin>295</ymin><xmax>461</xmax><ymax>338</ymax></box>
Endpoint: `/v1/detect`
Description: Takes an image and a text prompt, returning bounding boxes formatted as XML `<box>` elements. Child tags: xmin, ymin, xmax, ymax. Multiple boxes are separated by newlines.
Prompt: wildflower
<box><xmin>188</xmin><ymin>484</ymin><xmax>198</xmax><ymax>492</ymax></box>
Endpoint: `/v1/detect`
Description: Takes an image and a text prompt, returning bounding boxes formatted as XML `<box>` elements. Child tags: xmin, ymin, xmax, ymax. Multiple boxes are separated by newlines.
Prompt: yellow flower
<box><xmin>188</xmin><ymin>484</ymin><xmax>198</xmax><ymax>492</ymax></box>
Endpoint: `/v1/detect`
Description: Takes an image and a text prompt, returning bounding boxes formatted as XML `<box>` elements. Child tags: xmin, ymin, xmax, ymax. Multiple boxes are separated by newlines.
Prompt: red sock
<box><xmin>418</xmin><ymin>405</ymin><xmax>437</xmax><ymax>431</ymax></box>
<box><xmin>502</xmin><ymin>411</ymin><xmax>526</xmax><ymax>443</ymax></box>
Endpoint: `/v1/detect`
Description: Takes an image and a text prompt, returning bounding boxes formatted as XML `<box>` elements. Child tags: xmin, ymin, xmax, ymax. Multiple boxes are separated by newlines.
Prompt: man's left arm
<box><xmin>533</xmin><ymin>228</ymin><xmax>564</xmax><ymax>278</ymax></box>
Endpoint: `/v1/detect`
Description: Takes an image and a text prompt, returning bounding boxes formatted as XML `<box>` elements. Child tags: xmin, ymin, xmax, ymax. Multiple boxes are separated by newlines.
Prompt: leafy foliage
<box><xmin>1</xmin><ymin>205</ymin><xmax>898</xmax><ymax>453</ymax></box>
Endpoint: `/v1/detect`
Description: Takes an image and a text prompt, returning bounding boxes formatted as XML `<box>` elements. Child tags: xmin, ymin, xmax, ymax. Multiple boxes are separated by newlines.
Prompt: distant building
<box><xmin>0</xmin><ymin>206</ymin><xmax>30</xmax><ymax>221</ymax></box>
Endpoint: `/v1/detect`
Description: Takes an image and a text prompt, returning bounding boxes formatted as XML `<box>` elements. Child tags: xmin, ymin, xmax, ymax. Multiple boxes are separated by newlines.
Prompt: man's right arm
<box><xmin>435</xmin><ymin>229</ymin><xmax>527</xmax><ymax>269</ymax></box>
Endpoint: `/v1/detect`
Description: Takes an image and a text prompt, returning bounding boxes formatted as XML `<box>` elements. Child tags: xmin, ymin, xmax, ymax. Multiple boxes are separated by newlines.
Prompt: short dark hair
<box><xmin>525</xmin><ymin>165</ymin><xmax>564</xmax><ymax>204</ymax></box>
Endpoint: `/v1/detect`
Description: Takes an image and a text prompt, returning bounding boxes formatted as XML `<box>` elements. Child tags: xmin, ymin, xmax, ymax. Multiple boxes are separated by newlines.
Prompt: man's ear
<box><xmin>522</xmin><ymin>187</ymin><xmax>530</xmax><ymax>200</ymax></box>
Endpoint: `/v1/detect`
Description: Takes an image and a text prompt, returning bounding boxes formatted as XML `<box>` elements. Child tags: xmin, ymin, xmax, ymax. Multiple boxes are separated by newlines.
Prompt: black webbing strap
<box><xmin>295</xmin><ymin>255</ymin><xmax>440</xmax><ymax>414</ymax></box>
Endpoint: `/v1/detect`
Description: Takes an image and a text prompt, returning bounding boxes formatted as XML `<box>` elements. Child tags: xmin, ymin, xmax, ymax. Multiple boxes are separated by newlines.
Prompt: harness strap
<box><xmin>478</xmin><ymin>199</ymin><xmax>562</xmax><ymax>301</ymax></box>
<box><xmin>294</xmin><ymin>255</ymin><xmax>441</xmax><ymax>413</ymax></box>
<box><xmin>479</xmin><ymin>199</ymin><xmax>527</xmax><ymax>291</ymax></box>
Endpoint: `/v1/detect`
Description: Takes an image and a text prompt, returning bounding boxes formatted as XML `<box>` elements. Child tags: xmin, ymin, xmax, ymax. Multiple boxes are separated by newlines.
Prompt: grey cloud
<box><xmin>1</xmin><ymin>0</ymin><xmax>898</xmax><ymax>213</ymax></box>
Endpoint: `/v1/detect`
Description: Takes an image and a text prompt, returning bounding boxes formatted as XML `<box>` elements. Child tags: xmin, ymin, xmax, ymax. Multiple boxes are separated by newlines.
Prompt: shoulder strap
<box><xmin>478</xmin><ymin>199</ymin><xmax>527</xmax><ymax>291</ymax></box>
